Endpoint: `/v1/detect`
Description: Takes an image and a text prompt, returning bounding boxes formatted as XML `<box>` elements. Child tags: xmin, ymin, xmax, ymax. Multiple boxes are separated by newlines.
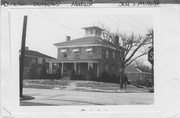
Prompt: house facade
<box><xmin>23</xmin><ymin>47</ymin><xmax>55</xmax><ymax>79</ymax></box>
<box><xmin>48</xmin><ymin>26</ymin><xmax>121</xmax><ymax>80</ymax></box>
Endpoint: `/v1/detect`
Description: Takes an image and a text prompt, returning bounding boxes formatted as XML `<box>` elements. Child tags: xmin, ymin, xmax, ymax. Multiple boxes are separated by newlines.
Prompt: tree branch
<box><xmin>124</xmin><ymin>52</ymin><xmax>147</xmax><ymax>67</ymax></box>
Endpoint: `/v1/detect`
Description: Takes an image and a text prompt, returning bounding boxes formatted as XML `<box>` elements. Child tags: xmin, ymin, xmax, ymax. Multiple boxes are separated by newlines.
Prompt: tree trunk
<box><xmin>120</xmin><ymin>67</ymin><xmax>125</xmax><ymax>89</ymax></box>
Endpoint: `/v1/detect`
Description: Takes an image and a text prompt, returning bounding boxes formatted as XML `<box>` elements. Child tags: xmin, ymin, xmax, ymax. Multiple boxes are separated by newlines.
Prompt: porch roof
<box><xmin>48</xmin><ymin>59</ymin><xmax>99</xmax><ymax>63</ymax></box>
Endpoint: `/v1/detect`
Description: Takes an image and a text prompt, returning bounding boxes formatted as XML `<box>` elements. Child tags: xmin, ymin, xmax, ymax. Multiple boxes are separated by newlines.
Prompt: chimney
<box><xmin>66</xmin><ymin>36</ymin><xmax>71</xmax><ymax>41</ymax></box>
<box><xmin>25</xmin><ymin>47</ymin><xmax>29</xmax><ymax>50</ymax></box>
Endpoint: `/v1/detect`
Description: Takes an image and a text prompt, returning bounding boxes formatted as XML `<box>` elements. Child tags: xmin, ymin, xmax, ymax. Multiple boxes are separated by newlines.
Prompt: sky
<box><xmin>10</xmin><ymin>8</ymin><xmax>153</xmax><ymax>66</ymax></box>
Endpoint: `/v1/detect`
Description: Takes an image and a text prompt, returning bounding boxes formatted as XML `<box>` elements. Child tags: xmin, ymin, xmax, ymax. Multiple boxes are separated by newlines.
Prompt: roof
<box><xmin>25</xmin><ymin>50</ymin><xmax>55</xmax><ymax>59</ymax></box>
<box><xmin>125</xmin><ymin>66</ymin><xmax>142</xmax><ymax>73</ymax></box>
<box><xmin>54</xmin><ymin>36</ymin><xmax>115</xmax><ymax>48</ymax></box>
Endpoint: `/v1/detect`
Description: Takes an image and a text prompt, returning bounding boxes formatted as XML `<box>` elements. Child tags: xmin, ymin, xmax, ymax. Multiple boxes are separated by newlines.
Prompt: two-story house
<box><xmin>48</xmin><ymin>26</ymin><xmax>120</xmax><ymax>80</ymax></box>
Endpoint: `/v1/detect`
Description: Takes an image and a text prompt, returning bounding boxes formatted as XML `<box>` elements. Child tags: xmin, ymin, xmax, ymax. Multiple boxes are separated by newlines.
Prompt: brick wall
<box><xmin>57</xmin><ymin>46</ymin><xmax>121</xmax><ymax>77</ymax></box>
<box><xmin>99</xmin><ymin>47</ymin><xmax>120</xmax><ymax>76</ymax></box>
<box><xmin>58</xmin><ymin>46</ymin><xmax>101</xmax><ymax>60</ymax></box>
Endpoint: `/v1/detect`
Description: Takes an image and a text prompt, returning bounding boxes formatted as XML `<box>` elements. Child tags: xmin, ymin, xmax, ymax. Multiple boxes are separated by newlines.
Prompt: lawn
<box><xmin>23</xmin><ymin>79</ymin><xmax>149</xmax><ymax>93</ymax></box>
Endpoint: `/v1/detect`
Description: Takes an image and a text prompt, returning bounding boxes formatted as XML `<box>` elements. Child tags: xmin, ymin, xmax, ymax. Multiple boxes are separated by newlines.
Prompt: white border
<box><xmin>1</xmin><ymin>5</ymin><xmax>180</xmax><ymax>118</ymax></box>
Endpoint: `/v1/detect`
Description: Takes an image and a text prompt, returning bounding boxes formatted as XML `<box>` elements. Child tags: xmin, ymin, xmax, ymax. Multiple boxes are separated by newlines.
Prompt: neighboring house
<box><xmin>48</xmin><ymin>26</ymin><xmax>121</xmax><ymax>80</ymax></box>
<box><xmin>125</xmin><ymin>65</ymin><xmax>152</xmax><ymax>82</ymax></box>
<box><xmin>22</xmin><ymin>47</ymin><xmax>55</xmax><ymax>79</ymax></box>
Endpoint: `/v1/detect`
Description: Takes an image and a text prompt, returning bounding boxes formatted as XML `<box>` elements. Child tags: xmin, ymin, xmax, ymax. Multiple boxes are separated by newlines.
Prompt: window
<box><xmin>38</xmin><ymin>58</ymin><xmax>43</xmax><ymax>64</ymax></box>
<box><xmin>61</xmin><ymin>49</ymin><xmax>67</xmax><ymax>58</ymax></box>
<box><xmin>42</xmin><ymin>58</ymin><xmax>46</xmax><ymax>63</ymax></box>
<box><xmin>63</xmin><ymin>53</ymin><xmax>67</xmax><ymax>58</ymax></box>
<box><xmin>33</xmin><ymin>58</ymin><xmax>38</xmax><ymax>64</ymax></box>
<box><xmin>106</xmin><ymin>49</ymin><xmax>109</xmax><ymax>58</ymax></box>
<box><xmin>73</xmin><ymin>48</ymin><xmax>80</xmax><ymax>59</ymax></box>
<box><xmin>86</xmin><ymin>48</ymin><xmax>93</xmax><ymax>57</ymax></box>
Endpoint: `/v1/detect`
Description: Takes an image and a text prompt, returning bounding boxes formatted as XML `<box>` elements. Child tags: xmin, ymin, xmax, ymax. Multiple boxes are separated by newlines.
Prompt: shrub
<box><xmin>70</xmin><ymin>68</ymin><xmax>75</xmax><ymax>80</ymax></box>
<box><xmin>55</xmin><ymin>68</ymin><xmax>61</xmax><ymax>79</ymax></box>
<box><xmin>29</xmin><ymin>63</ymin><xmax>39</xmax><ymax>79</ymax></box>
<box><xmin>40</xmin><ymin>64</ymin><xmax>47</xmax><ymax>79</ymax></box>
<box><xmin>70</xmin><ymin>68</ymin><xmax>85</xmax><ymax>80</ymax></box>
<box><xmin>135</xmin><ymin>79</ymin><xmax>152</xmax><ymax>87</ymax></box>
<box><xmin>97</xmin><ymin>71</ymin><xmax>110</xmax><ymax>83</ymax></box>
<box><xmin>88</xmin><ymin>66</ymin><xmax>96</xmax><ymax>81</ymax></box>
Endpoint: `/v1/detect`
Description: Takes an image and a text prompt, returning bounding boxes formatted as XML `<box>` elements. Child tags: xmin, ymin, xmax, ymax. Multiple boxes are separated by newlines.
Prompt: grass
<box><xmin>23</xmin><ymin>79</ymin><xmax>149</xmax><ymax>93</ymax></box>
<box><xmin>24</xmin><ymin>79</ymin><xmax>71</xmax><ymax>86</ymax></box>
<box><xmin>23</xmin><ymin>79</ymin><xmax>121</xmax><ymax>90</ymax></box>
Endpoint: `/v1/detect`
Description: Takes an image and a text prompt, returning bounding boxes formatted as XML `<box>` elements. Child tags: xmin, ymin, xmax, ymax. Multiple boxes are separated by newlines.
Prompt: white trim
<box><xmin>86</xmin><ymin>48</ymin><xmax>92</xmax><ymax>52</ymax></box>
<box><xmin>55</xmin><ymin>44</ymin><xmax>116</xmax><ymax>50</ymax></box>
<box><xmin>73</xmin><ymin>49</ymin><xmax>80</xmax><ymax>52</ymax></box>
<box><xmin>60</xmin><ymin>49</ymin><xmax>67</xmax><ymax>53</ymax></box>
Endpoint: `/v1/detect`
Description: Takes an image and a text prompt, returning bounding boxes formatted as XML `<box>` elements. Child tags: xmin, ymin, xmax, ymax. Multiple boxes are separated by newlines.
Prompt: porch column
<box><xmin>88</xmin><ymin>62</ymin><xmax>93</xmax><ymax>69</ymax></box>
<box><xmin>49</xmin><ymin>62</ymin><xmax>53</xmax><ymax>74</ymax></box>
<box><xmin>61</xmin><ymin>62</ymin><xmax>64</xmax><ymax>76</ymax></box>
<box><xmin>97</xmin><ymin>64</ymin><xmax>99</xmax><ymax>77</ymax></box>
<box><xmin>74</xmin><ymin>62</ymin><xmax>77</xmax><ymax>72</ymax></box>
<box><xmin>79</xmin><ymin>63</ymin><xmax>81</xmax><ymax>74</ymax></box>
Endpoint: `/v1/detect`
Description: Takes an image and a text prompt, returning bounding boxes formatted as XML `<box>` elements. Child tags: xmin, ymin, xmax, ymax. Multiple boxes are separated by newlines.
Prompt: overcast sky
<box><xmin>10</xmin><ymin>8</ymin><xmax>153</xmax><ymax>66</ymax></box>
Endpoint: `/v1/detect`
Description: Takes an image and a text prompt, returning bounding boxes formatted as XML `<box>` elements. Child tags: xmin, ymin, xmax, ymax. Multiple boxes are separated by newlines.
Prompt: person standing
<box><xmin>51</xmin><ymin>68</ymin><xmax>56</xmax><ymax>82</ymax></box>
<box><xmin>123</xmin><ymin>73</ymin><xmax>128</xmax><ymax>90</ymax></box>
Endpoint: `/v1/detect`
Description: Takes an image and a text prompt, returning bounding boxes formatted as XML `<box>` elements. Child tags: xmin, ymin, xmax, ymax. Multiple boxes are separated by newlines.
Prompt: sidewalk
<box><xmin>21</xmin><ymin>80</ymin><xmax>153</xmax><ymax>106</ymax></box>
<box><xmin>21</xmin><ymin>88</ymin><xmax>153</xmax><ymax>106</ymax></box>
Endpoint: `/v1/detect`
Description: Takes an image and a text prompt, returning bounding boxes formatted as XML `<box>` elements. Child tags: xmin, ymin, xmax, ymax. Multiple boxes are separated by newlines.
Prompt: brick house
<box><xmin>48</xmin><ymin>26</ymin><xmax>121</xmax><ymax>80</ymax></box>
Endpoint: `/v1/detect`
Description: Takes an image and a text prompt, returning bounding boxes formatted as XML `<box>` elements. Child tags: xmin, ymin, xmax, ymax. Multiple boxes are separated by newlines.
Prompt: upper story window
<box><xmin>86</xmin><ymin>48</ymin><xmax>93</xmax><ymax>57</ymax></box>
<box><xmin>61</xmin><ymin>49</ymin><xmax>67</xmax><ymax>58</ymax></box>
<box><xmin>73</xmin><ymin>48</ymin><xmax>80</xmax><ymax>59</ymax></box>
<box><xmin>106</xmin><ymin>49</ymin><xmax>109</xmax><ymax>59</ymax></box>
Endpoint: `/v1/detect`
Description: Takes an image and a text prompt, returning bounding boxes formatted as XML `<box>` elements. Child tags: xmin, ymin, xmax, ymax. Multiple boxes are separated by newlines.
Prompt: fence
<box><xmin>125</xmin><ymin>72</ymin><xmax>152</xmax><ymax>82</ymax></box>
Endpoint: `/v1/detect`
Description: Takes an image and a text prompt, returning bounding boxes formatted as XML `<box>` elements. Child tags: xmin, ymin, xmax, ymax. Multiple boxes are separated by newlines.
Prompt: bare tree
<box><xmin>100</xmin><ymin>28</ymin><xmax>153</xmax><ymax>89</ymax></box>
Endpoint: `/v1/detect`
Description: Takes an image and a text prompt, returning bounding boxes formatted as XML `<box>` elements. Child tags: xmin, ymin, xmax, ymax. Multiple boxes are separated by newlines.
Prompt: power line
<box><xmin>132</xmin><ymin>16</ymin><xmax>152</xmax><ymax>29</ymax></box>
<box><xmin>107</xmin><ymin>15</ymin><xmax>130</xmax><ymax>32</ymax></box>
<box><xmin>127</xmin><ymin>15</ymin><xmax>149</xmax><ymax>31</ymax></box>
<box><xmin>113</xmin><ymin>15</ymin><xmax>145</xmax><ymax>33</ymax></box>
<box><xmin>32</xmin><ymin>14</ymin><xmax>84</xmax><ymax>35</ymax></box>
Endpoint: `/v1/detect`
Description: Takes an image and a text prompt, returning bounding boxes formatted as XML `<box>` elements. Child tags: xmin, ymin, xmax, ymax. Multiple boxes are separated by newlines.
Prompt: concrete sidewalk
<box><xmin>21</xmin><ymin>88</ymin><xmax>154</xmax><ymax>106</ymax></box>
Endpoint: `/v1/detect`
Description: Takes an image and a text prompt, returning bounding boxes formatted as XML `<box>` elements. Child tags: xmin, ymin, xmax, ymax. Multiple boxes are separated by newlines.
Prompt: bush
<box><xmin>88</xmin><ymin>66</ymin><xmax>96</xmax><ymax>81</ymax></box>
<box><xmin>96</xmin><ymin>71</ymin><xmax>119</xmax><ymax>83</ymax></box>
<box><xmin>70</xmin><ymin>68</ymin><xmax>85</xmax><ymax>80</ymax></box>
<box><xmin>135</xmin><ymin>79</ymin><xmax>152</xmax><ymax>87</ymax></box>
<box><xmin>70</xmin><ymin>68</ymin><xmax>75</xmax><ymax>80</ymax></box>
<box><xmin>40</xmin><ymin>64</ymin><xmax>47</xmax><ymax>79</ymax></box>
<box><xmin>111</xmin><ymin>74</ymin><xmax>119</xmax><ymax>84</ymax></box>
<box><xmin>29</xmin><ymin>63</ymin><xmax>39</xmax><ymax>79</ymax></box>
<box><xmin>55</xmin><ymin>68</ymin><xmax>61</xmax><ymax>79</ymax></box>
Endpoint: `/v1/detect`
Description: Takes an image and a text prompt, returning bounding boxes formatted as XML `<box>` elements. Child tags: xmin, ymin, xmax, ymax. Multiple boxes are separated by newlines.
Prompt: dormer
<box><xmin>82</xmin><ymin>26</ymin><xmax>104</xmax><ymax>37</ymax></box>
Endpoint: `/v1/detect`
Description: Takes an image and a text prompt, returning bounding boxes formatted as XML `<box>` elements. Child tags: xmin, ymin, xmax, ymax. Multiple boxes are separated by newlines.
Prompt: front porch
<box><xmin>48</xmin><ymin>59</ymin><xmax>99</xmax><ymax>80</ymax></box>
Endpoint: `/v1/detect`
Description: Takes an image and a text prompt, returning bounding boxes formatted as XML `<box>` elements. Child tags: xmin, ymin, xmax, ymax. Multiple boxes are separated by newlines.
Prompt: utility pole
<box><xmin>20</xmin><ymin>16</ymin><xmax>28</xmax><ymax>98</ymax></box>
<box><xmin>152</xmin><ymin>30</ymin><xmax>154</xmax><ymax>87</ymax></box>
